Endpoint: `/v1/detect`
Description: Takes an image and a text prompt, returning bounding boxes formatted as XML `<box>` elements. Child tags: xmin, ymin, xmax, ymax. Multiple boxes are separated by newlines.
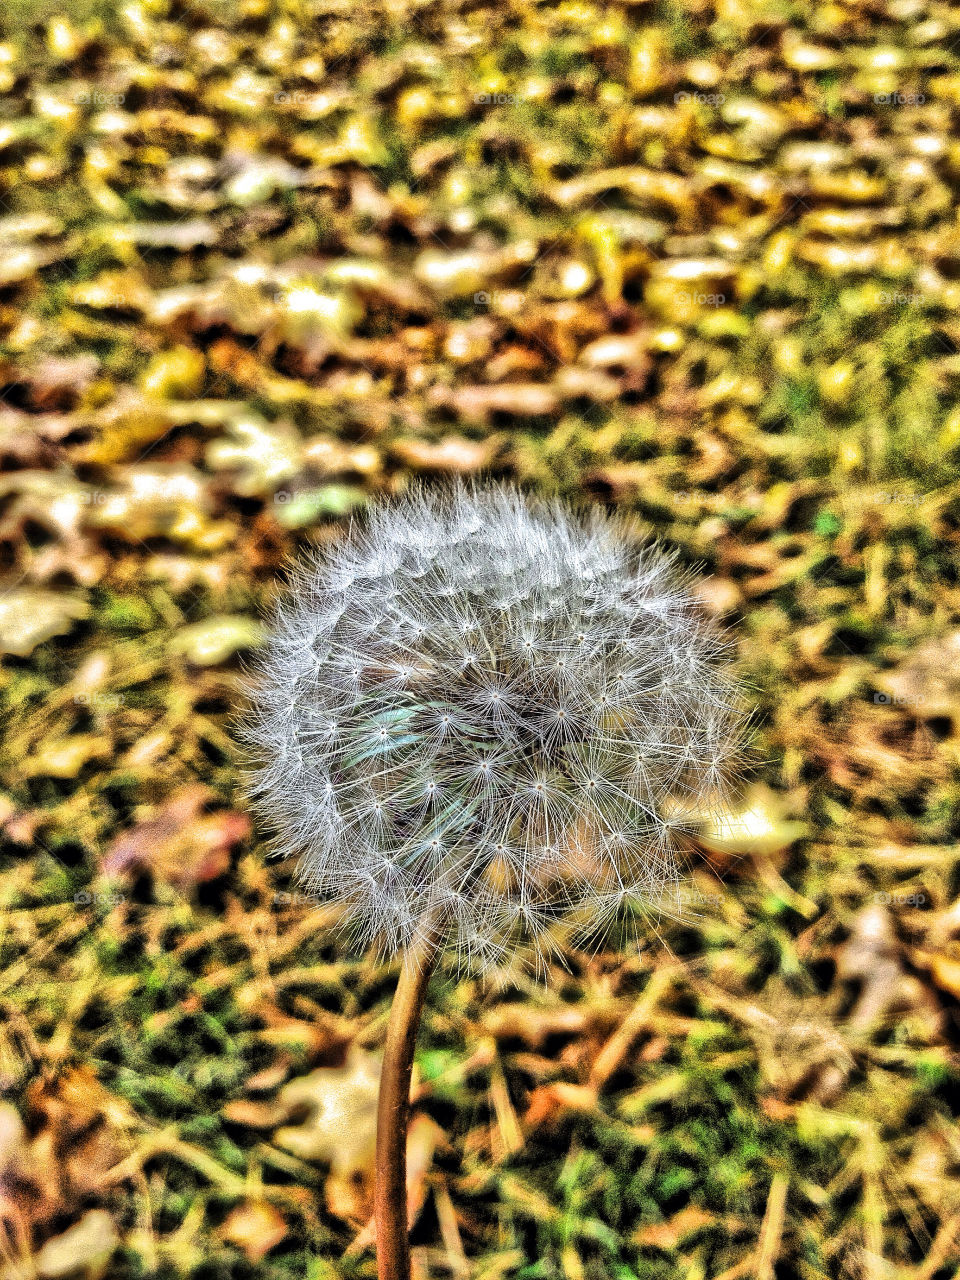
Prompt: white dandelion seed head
<box><xmin>241</xmin><ymin>482</ymin><xmax>748</xmax><ymax>970</ymax></box>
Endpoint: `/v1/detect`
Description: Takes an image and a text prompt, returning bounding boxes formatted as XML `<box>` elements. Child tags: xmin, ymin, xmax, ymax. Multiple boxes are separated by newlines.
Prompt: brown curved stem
<box><xmin>375</xmin><ymin>927</ymin><xmax>441</xmax><ymax>1280</ymax></box>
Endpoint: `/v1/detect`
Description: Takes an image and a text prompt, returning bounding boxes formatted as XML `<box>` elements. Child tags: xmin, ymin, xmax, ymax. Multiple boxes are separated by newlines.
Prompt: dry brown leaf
<box><xmin>480</xmin><ymin>1003</ymin><xmax>600</xmax><ymax>1047</ymax></box>
<box><xmin>523</xmin><ymin>1083</ymin><xmax>598</xmax><ymax>1130</ymax></box>
<box><xmin>219</xmin><ymin>1201</ymin><xmax>287</xmax><ymax>1263</ymax></box>
<box><xmin>102</xmin><ymin>786</ymin><xmax>249</xmax><ymax>888</ymax></box>
<box><xmin>21</xmin><ymin>355</ymin><xmax>100</xmax><ymax>411</ymax></box>
<box><xmin>34</xmin><ymin>1210</ymin><xmax>118</xmax><ymax>1279</ymax></box>
<box><xmin>911</xmin><ymin>950</ymin><xmax>960</xmax><ymax>1002</ymax></box>
<box><xmin>688</xmin><ymin>784</ymin><xmax>808</xmax><ymax>863</ymax></box>
<box><xmin>812</xmin><ymin>906</ymin><xmax>918</xmax><ymax>1103</ymax></box>
<box><xmin>221</xmin><ymin>1099</ymin><xmax>284</xmax><ymax>1129</ymax></box>
<box><xmin>875</xmin><ymin>631</ymin><xmax>960</xmax><ymax>718</ymax></box>
<box><xmin>388</xmin><ymin>434</ymin><xmax>502</xmax><ymax>473</ymax></box>
<box><xmin>406</xmin><ymin>1113</ymin><xmax>445</xmax><ymax>1226</ymax></box>
<box><xmin>273</xmin><ymin>1046</ymin><xmax>381</xmax><ymax>1221</ymax></box>
<box><xmin>0</xmin><ymin>589</ymin><xmax>91</xmax><ymax>657</ymax></box>
<box><xmin>0</xmin><ymin>1069</ymin><xmax>132</xmax><ymax>1258</ymax></box>
<box><xmin>634</xmin><ymin>1205</ymin><xmax>715</xmax><ymax>1249</ymax></box>
<box><xmin>429</xmin><ymin>383</ymin><xmax>559</xmax><ymax>421</ymax></box>
<box><xmin>346</xmin><ymin>1114</ymin><xmax>445</xmax><ymax>1255</ymax></box>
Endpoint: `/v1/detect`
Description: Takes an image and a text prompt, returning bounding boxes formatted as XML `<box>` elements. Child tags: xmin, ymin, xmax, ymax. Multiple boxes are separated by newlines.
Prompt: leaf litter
<box><xmin>1</xmin><ymin>0</ymin><xmax>960</xmax><ymax>1276</ymax></box>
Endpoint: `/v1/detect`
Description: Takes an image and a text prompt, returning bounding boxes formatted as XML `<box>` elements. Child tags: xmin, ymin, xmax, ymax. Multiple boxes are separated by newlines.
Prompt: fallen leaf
<box><xmin>102</xmin><ymin>786</ymin><xmax>250</xmax><ymax>888</ymax></box>
<box><xmin>76</xmin><ymin>388</ymin><xmax>172</xmax><ymax>464</ymax></box>
<box><xmin>273</xmin><ymin>485</ymin><xmax>367</xmax><ymax>528</ymax></box>
<box><xmin>429</xmin><ymin>383</ymin><xmax>560</xmax><ymax>421</ymax></box>
<box><xmin>388</xmin><ymin>434</ymin><xmax>502</xmax><ymax>473</ymax></box>
<box><xmin>874</xmin><ymin>631</ymin><xmax>960</xmax><ymax>718</ymax></box>
<box><xmin>346</xmin><ymin>1113</ymin><xmax>445</xmax><ymax>1254</ymax></box>
<box><xmin>271</xmin><ymin>1046</ymin><xmax>385</xmax><ymax>1222</ymax></box>
<box><xmin>68</xmin><ymin>270</ymin><xmax>153</xmax><ymax>315</ymax></box>
<box><xmin>633</xmin><ymin>1206</ymin><xmax>715</xmax><ymax>1249</ymax></box>
<box><xmin>87</xmin><ymin>464</ymin><xmax>232</xmax><ymax>549</ymax></box>
<box><xmin>0</xmin><ymin>589</ymin><xmax>91</xmax><ymax>656</ymax></box>
<box><xmin>170</xmin><ymin>616</ymin><xmax>266</xmax><ymax>664</ymax></box>
<box><xmin>686</xmin><ymin>784</ymin><xmax>808</xmax><ymax>862</ymax></box>
<box><xmin>912</xmin><ymin>951</ymin><xmax>960</xmax><ymax>1002</ymax></box>
<box><xmin>22</xmin><ymin>736</ymin><xmax>111</xmax><ymax>779</ymax></box>
<box><xmin>22</xmin><ymin>355</ymin><xmax>100</xmax><ymax>411</ymax></box>
<box><xmin>523</xmin><ymin>1083</ymin><xmax>598</xmax><ymax>1129</ymax></box>
<box><xmin>221</xmin><ymin>1099</ymin><xmax>284</xmax><ymax>1128</ymax></box>
<box><xmin>140</xmin><ymin>346</ymin><xmax>206</xmax><ymax>399</ymax></box>
<box><xmin>810</xmin><ymin>905</ymin><xmax>938</xmax><ymax>1103</ymax></box>
<box><xmin>205</xmin><ymin>414</ymin><xmax>303</xmax><ymax>496</ymax></box>
<box><xmin>123</xmin><ymin>219</ymin><xmax>219</xmax><ymax>249</ymax></box>
<box><xmin>219</xmin><ymin>1201</ymin><xmax>287</xmax><ymax>1262</ymax></box>
<box><xmin>34</xmin><ymin>1210</ymin><xmax>118</xmax><ymax>1279</ymax></box>
<box><xmin>403</xmin><ymin>1113</ymin><xmax>445</xmax><ymax>1226</ymax></box>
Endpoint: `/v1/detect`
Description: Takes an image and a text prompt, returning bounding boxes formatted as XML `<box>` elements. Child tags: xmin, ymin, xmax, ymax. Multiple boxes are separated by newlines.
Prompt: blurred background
<box><xmin>1</xmin><ymin>0</ymin><xmax>960</xmax><ymax>1276</ymax></box>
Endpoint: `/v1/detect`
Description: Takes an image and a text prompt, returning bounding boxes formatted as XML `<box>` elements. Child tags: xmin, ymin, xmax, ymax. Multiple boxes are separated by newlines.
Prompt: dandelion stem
<box><xmin>375</xmin><ymin>923</ymin><xmax>441</xmax><ymax>1280</ymax></box>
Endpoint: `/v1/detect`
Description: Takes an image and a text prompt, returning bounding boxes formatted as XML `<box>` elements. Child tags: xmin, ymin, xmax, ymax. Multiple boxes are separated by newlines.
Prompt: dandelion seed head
<box><xmin>242</xmin><ymin>482</ymin><xmax>747</xmax><ymax>969</ymax></box>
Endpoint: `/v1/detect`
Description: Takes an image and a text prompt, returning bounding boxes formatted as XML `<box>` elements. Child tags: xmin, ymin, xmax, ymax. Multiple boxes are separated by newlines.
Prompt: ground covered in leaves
<box><xmin>2</xmin><ymin>0</ymin><xmax>960</xmax><ymax>1276</ymax></box>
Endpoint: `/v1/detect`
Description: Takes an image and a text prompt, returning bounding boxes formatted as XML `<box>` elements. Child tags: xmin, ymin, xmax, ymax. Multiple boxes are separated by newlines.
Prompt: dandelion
<box><xmin>242</xmin><ymin>481</ymin><xmax>747</xmax><ymax>1279</ymax></box>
